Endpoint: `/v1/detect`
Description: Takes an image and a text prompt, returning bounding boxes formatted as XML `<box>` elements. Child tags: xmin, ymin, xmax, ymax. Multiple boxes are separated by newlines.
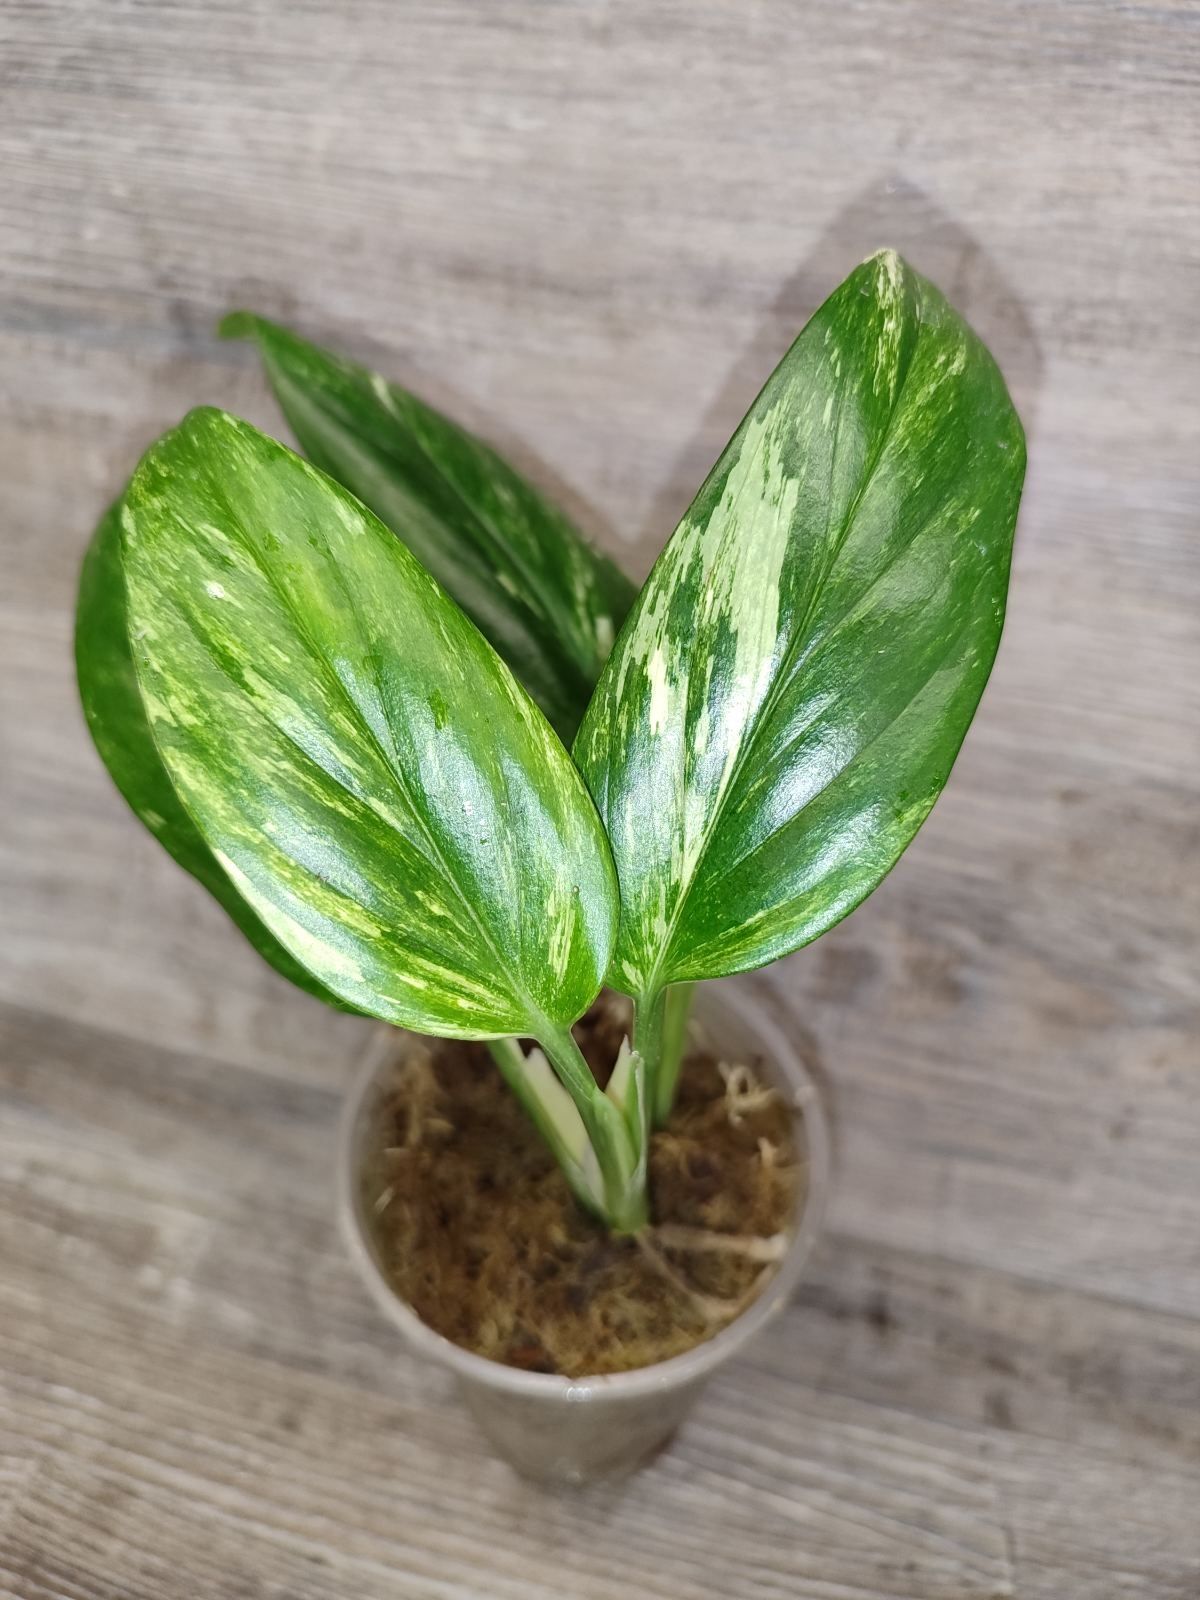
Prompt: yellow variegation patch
<box><xmin>121</xmin><ymin>409</ymin><xmax>618</xmax><ymax>1041</ymax></box>
<box><xmin>74</xmin><ymin>501</ymin><xmax>355</xmax><ymax>1009</ymax></box>
<box><xmin>575</xmin><ymin>252</ymin><xmax>1025</xmax><ymax>1020</ymax></box>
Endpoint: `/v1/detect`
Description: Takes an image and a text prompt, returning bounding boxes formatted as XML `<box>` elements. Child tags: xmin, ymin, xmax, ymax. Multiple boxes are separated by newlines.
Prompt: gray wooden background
<box><xmin>2</xmin><ymin>2</ymin><xmax>1198</xmax><ymax>1595</ymax></box>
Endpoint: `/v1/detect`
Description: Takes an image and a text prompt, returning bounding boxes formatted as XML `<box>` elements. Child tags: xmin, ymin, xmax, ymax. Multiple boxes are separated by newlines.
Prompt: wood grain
<box><xmin>2</xmin><ymin>0</ymin><xmax>1198</xmax><ymax>1592</ymax></box>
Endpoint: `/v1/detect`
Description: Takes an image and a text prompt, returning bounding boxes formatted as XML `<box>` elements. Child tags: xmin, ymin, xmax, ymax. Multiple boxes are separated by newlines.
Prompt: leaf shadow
<box><xmin>215</xmin><ymin>284</ymin><xmax>620</xmax><ymax>561</ymax></box>
<box><xmin>636</xmin><ymin>175</ymin><xmax>1044</xmax><ymax>558</ymax></box>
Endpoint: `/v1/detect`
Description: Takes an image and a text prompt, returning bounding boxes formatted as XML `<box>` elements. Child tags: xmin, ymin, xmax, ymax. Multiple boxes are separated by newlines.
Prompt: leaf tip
<box><xmin>216</xmin><ymin>310</ymin><xmax>262</xmax><ymax>344</ymax></box>
<box><xmin>862</xmin><ymin>246</ymin><xmax>910</xmax><ymax>286</ymax></box>
<box><xmin>125</xmin><ymin>407</ymin><xmax>245</xmax><ymax>514</ymax></box>
<box><xmin>162</xmin><ymin>405</ymin><xmax>239</xmax><ymax>457</ymax></box>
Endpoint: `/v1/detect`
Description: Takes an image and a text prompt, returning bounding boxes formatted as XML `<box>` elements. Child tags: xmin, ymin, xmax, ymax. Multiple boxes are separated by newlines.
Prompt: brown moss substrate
<box><xmin>360</xmin><ymin>994</ymin><xmax>804</xmax><ymax>1378</ymax></box>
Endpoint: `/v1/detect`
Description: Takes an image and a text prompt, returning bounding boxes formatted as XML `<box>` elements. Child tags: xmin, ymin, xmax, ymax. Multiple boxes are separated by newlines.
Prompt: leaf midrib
<box><xmin>635</xmin><ymin>299</ymin><xmax>925</xmax><ymax>996</ymax></box>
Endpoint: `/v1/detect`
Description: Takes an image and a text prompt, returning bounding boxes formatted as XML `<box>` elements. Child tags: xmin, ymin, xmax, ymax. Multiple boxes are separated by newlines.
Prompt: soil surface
<box><xmin>360</xmin><ymin>994</ymin><xmax>805</xmax><ymax>1377</ymax></box>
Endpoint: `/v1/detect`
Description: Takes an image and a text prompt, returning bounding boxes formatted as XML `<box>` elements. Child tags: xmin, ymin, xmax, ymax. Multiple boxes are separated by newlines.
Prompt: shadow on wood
<box><xmin>638</xmin><ymin>175</ymin><xmax>1044</xmax><ymax>552</ymax></box>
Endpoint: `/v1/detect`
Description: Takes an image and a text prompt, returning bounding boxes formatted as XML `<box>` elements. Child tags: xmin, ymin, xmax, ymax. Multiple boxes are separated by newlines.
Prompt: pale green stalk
<box><xmin>633</xmin><ymin>981</ymin><xmax>696</xmax><ymax>1125</ymax></box>
<box><xmin>486</xmin><ymin>1037</ymin><xmax>604</xmax><ymax>1218</ymax></box>
<box><xmin>537</xmin><ymin>1022</ymin><xmax>648</xmax><ymax>1233</ymax></box>
<box><xmin>632</xmin><ymin>987</ymin><xmax>665</xmax><ymax>1112</ymax></box>
<box><xmin>656</xmin><ymin>982</ymin><xmax>695</xmax><ymax>1124</ymax></box>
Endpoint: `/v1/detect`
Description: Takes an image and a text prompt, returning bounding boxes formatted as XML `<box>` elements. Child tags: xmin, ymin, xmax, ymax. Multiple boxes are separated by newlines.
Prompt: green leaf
<box><xmin>574</xmin><ymin>251</ymin><xmax>1025</xmax><ymax>999</ymax></box>
<box><xmin>75</xmin><ymin>499</ymin><xmax>354</xmax><ymax>1008</ymax></box>
<box><xmin>120</xmin><ymin>408</ymin><xmax>618</xmax><ymax>1039</ymax></box>
<box><xmin>219</xmin><ymin>312</ymin><xmax>635</xmax><ymax>739</ymax></box>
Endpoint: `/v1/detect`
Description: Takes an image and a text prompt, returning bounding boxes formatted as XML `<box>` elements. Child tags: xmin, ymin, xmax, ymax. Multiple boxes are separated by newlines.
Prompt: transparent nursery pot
<box><xmin>336</xmin><ymin>982</ymin><xmax>831</xmax><ymax>1484</ymax></box>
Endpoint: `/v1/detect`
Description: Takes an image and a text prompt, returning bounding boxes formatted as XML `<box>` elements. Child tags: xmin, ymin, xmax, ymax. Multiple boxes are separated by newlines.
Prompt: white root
<box><xmin>635</xmin><ymin>1230</ymin><xmax>778</xmax><ymax>1329</ymax></box>
<box><xmin>649</xmin><ymin>1224</ymin><xmax>788</xmax><ymax>1264</ymax></box>
<box><xmin>717</xmin><ymin>1059</ymin><xmax>778</xmax><ymax>1127</ymax></box>
<box><xmin>634</xmin><ymin>1233</ymin><xmax>737</xmax><ymax>1325</ymax></box>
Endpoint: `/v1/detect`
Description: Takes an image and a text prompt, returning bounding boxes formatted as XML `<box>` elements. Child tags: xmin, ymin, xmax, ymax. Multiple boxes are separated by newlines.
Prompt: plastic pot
<box><xmin>336</xmin><ymin>982</ymin><xmax>831</xmax><ymax>1483</ymax></box>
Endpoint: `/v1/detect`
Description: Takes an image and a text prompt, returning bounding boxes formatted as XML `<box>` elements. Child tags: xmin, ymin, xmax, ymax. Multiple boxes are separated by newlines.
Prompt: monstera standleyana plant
<box><xmin>76</xmin><ymin>252</ymin><xmax>1024</xmax><ymax>1235</ymax></box>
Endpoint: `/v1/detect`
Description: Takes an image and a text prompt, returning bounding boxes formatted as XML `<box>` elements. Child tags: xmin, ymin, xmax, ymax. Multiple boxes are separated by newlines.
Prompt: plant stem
<box><xmin>635</xmin><ymin>983</ymin><xmax>696</xmax><ymax>1125</ymax></box>
<box><xmin>633</xmin><ymin>986</ymin><xmax>666</xmax><ymax>1110</ymax></box>
<box><xmin>486</xmin><ymin>1035</ymin><xmax>530</xmax><ymax>1084</ymax></box>
<box><xmin>538</xmin><ymin>1021</ymin><xmax>647</xmax><ymax>1233</ymax></box>
<box><xmin>656</xmin><ymin>981</ymin><xmax>695</xmax><ymax>1125</ymax></box>
<box><xmin>485</xmin><ymin>1037</ymin><xmax>599</xmax><ymax>1215</ymax></box>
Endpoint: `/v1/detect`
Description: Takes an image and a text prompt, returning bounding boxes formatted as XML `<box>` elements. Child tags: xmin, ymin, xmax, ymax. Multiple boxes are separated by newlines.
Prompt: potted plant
<box><xmin>76</xmin><ymin>251</ymin><xmax>1024</xmax><ymax>1480</ymax></box>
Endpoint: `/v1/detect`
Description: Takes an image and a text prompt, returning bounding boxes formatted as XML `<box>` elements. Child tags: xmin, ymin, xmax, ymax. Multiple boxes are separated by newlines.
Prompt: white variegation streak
<box><xmin>575</xmin><ymin>250</ymin><xmax>1025</xmax><ymax>999</ymax></box>
<box><xmin>121</xmin><ymin>408</ymin><xmax>618</xmax><ymax>1039</ymax></box>
<box><xmin>220</xmin><ymin>313</ymin><xmax>635</xmax><ymax>739</ymax></box>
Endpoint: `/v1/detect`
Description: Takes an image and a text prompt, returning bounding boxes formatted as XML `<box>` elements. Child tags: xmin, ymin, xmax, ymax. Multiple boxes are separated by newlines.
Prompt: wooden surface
<box><xmin>2</xmin><ymin>1</ymin><xmax>1199</xmax><ymax>1594</ymax></box>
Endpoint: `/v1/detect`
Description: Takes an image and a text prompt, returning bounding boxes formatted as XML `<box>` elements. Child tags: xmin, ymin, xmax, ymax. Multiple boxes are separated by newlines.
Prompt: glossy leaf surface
<box><xmin>75</xmin><ymin>500</ymin><xmax>351</xmax><ymax>1007</ymax></box>
<box><xmin>575</xmin><ymin>252</ymin><xmax>1025</xmax><ymax>997</ymax></box>
<box><xmin>220</xmin><ymin>312</ymin><xmax>635</xmax><ymax>739</ymax></box>
<box><xmin>121</xmin><ymin>408</ymin><xmax>618</xmax><ymax>1038</ymax></box>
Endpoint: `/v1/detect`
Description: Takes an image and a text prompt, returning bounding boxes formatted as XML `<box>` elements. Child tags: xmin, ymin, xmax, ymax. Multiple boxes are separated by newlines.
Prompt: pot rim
<box><xmin>335</xmin><ymin>980</ymin><xmax>831</xmax><ymax>1402</ymax></box>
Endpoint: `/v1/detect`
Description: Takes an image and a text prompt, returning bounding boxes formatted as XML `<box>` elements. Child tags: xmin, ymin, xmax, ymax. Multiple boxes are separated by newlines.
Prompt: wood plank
<box><xmin>1</xmin><ymin>0</ymin><xmax>1198</xmax><ymax>1590</ymax></box>
<box><xmin>1</xmin><ymin>1004</ymin><xmax>1197</xmax><ymax>1597</ymax></box>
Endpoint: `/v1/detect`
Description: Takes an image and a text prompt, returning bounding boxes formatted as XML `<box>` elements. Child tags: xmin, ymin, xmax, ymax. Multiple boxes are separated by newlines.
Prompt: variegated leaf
<box><xmin>75</xmin><ymin>499</ymin><xmax>353</xmax><ymax>1008</ymax></box>
<box><xmin>120</xmin><ymin>408</ymin><xmax>618</xmax><ymax>1038</ymax></box>
<box><xmin>220</xmin><ymin>312</ymin><xmax>635</xmax><ymax>739</ymax></box>
<box><xmin>574</xmin><ymin>251</ymin><xmax>1025</xmax><ymax>998</ymax></box>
